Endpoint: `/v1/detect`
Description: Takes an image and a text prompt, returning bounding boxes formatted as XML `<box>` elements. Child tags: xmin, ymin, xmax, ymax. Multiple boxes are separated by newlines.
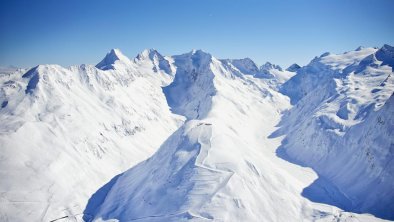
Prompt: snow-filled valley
<box><xmin>0</xmin><ymin>45</ymin><xmax>393</xmax><ymax>222</ymax></box>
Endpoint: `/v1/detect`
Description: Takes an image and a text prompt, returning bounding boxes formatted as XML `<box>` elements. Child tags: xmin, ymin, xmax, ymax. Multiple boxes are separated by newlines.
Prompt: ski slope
<box><xmin>1</xmin><ymin>46</ymin><xmax>393</xmax><ymax>222</ymax></box>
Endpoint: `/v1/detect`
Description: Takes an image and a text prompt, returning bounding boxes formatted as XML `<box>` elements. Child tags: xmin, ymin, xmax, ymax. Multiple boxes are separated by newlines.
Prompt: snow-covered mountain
<box><xmin>0</xmin><ymin>49</ymin><xmax>182</xmax><ymax>221</ymax></box>
<box><xmin>220</xmin><ymin>58</ymin><xmax>260</xmax><ymax>75</ymax></box>
<box><xmin>1</xmin><ymin>45</ymin><xmax>393</xmax><ymax>222</ymax></box>
<box><xmin>278</xmin><ymin>45</ymin><xmax>394</xmax><ymax>219</ymax></box>
<box><xmin>221</xmin><ymin>59</ymin><xmax>295</xmax><ymax>85</ymax></box>
<box><xmin>286</xmin><ymin>63</ymin><xmax>301</xmax><ymax>72</ymax></box>
<box><xmin>0</xmin><ymin>66</ymin><xmax>23</xmax><ymax>76</ymax></box>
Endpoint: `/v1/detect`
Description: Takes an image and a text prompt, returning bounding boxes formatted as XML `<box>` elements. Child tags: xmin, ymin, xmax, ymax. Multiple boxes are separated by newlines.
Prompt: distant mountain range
<box><xmin>1</xmin><ymin>45</ymin><xmax>393</xmax><ymax>222</ymax></box>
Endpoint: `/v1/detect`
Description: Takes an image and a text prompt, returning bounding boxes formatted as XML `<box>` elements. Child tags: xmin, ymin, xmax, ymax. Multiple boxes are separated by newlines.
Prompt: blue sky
<box><xmin>0</xmin><ymin>0</ymin><xmax>393</xmax><ymax>68</ymax></box>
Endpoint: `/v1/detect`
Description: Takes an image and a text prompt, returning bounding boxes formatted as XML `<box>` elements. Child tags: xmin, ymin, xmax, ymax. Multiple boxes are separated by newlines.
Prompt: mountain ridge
<box><xmin>1</xmin><ymin>45</ymin><xmax>393</xmax><ymax>222</ymax></box>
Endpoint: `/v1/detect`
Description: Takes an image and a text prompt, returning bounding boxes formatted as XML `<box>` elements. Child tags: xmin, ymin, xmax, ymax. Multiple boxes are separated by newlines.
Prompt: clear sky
<box><xmin>0</xmin><ymin>0</ymin><xmax>393</xmax><ymax>68</ymax></box>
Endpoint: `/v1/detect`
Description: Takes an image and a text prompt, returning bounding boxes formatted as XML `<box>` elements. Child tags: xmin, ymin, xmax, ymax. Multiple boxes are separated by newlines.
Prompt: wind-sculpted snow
<box><xmin>87</xmin><ymin>54</ymin><xmax>312</xmax><ymax>221</ymax></box>
<box><xmin>0</xmin><ymin>49</ymin><xmax>181</xmax><ymax>221</ymax></box>
<box><xmin>1</xmin><ymin>46</ymin><xmax>392</xmax><ymax>222</ymax></box>
<box><xmin>96</xmin><ymin>49</ymin><xmax>132</xmax><ymax>70</ymax></box>
<box><xmin>135</xmin><ymin>49</ymin><xmax>173</xmax><ymax>75</ymax></box>
<box><xmin>90</xmin><ymin>121</ymin><xmax>221</xmax><ymax>221</ymax></box>
<box><xmin>220</xmin><ymin>58</ymin><xmax>260</xmax><ymax>75</ymax></box>
<box><xmin>222</xmin><ymin>59</ymin><xmax>295</xmax><ymax>85</ymax></box>
<box><xmin>277</xmin><ymin>45</ymin><xmax>394</xmax><ymax>220</ymax></box>
<box><xmin>87</xmin><ymin>48</ymin><xmax>390</xmax><ymax>222</ymax></box>
<box><xmin>163</xmin><ymin>50</ymin><xmax>216</xmax><ymax>120</ymax></box>
<box><xmin>376</xmin><ymin>44</ymin><xmax>394</xmax><ymax>68</ymax></box>
<box><xmin>280</xmin><ymin>47</ymin><xmax>378</xmax><ymax>104</ymax></box>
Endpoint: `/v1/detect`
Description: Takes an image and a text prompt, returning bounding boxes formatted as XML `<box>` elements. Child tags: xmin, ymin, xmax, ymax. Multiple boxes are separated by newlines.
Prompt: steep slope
<box><xmin>89</xmin><ymin>50</ymin><xmax>387</xmax><ymax>222</ymax></box>
<box><xmin>95</xmin><ymin>49</ymin><xmax>132</xmax><ymax>70</ymax></box>
<box><xmin>134</xmin><ymin>49</ymin><xmax>174</xmax><ymax>75</ymax></box>
<box><xmin>221</xmin><ymin>59</ymin><xmax>295</xmax><ymax>85</ymax></box>
<box><xmin>0</xmin><ymin>49</ymin><xmax>181</xmax><ymax>222</ymax></box>
<box><xmin>278</xmin><ymin>45</ymin><xmax>394</xmax><ymax>219</ymax></box>
<box><xmin>255</xmin><ymin>62</ymin><xmax>295</xmax><ymax>84</ymax></box>
<box><xmin>163</xmin><ymin>50</ymin><xmax>216</xmax><ymax>120</ymax></box>
<box><xmin>91</xmin><ymin>50</ymin><xmax>301</xmax><ymax>221</ymax></box>
<box><xmin>281</xmin><ymin>47</ymin><xmax>378</xmax><ymax>104</ymax></box>
<box><xmin>286</xmin><ymin>63</ymin><xmax>301</xmax><ymax>72</ymax></box>
<box><xmin>1</xmin><ymin>47</ymin><xmax>392</xmax><ymax>222</ymax></box>
<box><xmin>220</xmin><ymin>58</ymin><xmax>259</xmax><ymax>75</ymax></box>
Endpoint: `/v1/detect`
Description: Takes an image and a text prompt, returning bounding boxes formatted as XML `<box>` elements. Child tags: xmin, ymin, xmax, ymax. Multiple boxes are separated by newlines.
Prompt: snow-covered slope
<box><xmin>0</xmin><ymin>66</ymin><xmax>23</xmax><ymax>76</ymax></box>
<box><xmin>90</xmin><ymin>50</ymin><xmax>309</xmax><ymax>221</ymax></box>
<box><xmin>278</xmin><ymin>45</ymin><xmax>394</xmax><ymax>219</ymax></box>
<box><xmin>89</xmin><ymin>49</ymin><xmax>392</xmax><ymax>222</ymax></box>
<box><xmin>163</xmin><ymin>50</ymin><xmax>216</xmax><ymax>120</ymax></box>
<box><xmin>221</xmin><ymin>59</ymin><xmax>295</xmax><ymax>85</ymax></box>
<box><xmin>1</xmin><ymin>46</ymin><xmax>393</xmax><ymax>222</ymax></box>
<box><xmin>255</xmin><ymin>62</ymin><xmax>295</xmax><ymax>84</ymax></box>
<box><xmin>280</xmin><ymin>47</ymin><xmax>378</xmax><ymax>104</ymax></box>
<box><xmin>134</xmin><ymin>49</ymin><xmax>174</xmax><ymax>76</ymax></box>
<box><xmin>0</xmin><ymin>49</ymin><xmax>181</xmax><ymax>221</ymax></box>
<box><xmin>220</xmin><ymin>58</ymin><xmax>259</xmax><ymax>75</ymax></box>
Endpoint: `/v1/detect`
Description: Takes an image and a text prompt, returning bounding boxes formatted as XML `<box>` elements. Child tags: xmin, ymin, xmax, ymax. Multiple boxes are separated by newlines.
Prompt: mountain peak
<box><xmin>375</xmin><ymin>44</ymin><xmax>394</xmax><ymax>67</ymax></box>
<box><xmin>96</xmin><ymin>48</ymin><xmax>130</xmax><ymax>70</ymax></box>
<box><xmin>286</xmin><ymin>63</ymin><xmax>301</xmax><ymax>72</ymax></box>
<box><xmin>221</xmin><ymin>58</ymin><xmax>259</xmax><ymax>75</ymax></box>
<box><xmin>171</xmin><ymin>49</ymin><xmax>213</xmax><ymax>73</ymax></box>
<box><xmin>320</xmin><ymin>52</ymin><xmax>331</xmax><ymax>57</ymax></box>
<box><xmin>189</xmin><ymin>49</ymin><xmax>212</xmax><ymax>58</ymax></box>
<box><xmin>134</xmin><ymin>49</ymin><xmax>172</xmax><ymax>74</ymax></box>
<box><xmin>136</xmin><ymin>48</ymin><xmax>162</xmax><ymax>60</ymax></box>
<box><xmin>260</xmin><ymin>62</ymin><xmax>282</xmax><ymax>71</ymax></box>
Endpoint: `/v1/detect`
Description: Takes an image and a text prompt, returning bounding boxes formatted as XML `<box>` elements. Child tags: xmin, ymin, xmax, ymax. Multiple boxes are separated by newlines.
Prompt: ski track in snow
<box><xmin>1</xmin><ymin>46</ymin><xmax>393</xmax><ymax>222</ymax></box>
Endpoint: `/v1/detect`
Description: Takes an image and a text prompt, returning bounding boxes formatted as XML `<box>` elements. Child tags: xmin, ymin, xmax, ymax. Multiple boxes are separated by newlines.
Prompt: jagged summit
<box><xmin>375</xmin><ymin>44</ymin><xmax>394</xmax><ymax>67</ymax></box>
<box><xmin>21</xmin><ymin>65</ymin><xmax>39</xmax><ymax>78</ymax></box>
<box><xmin>189</xmin><ymin>49</ymin><xmax>210</xmax><ymax>55</ymax></box>
<box><xmin>260</xmin><ymin>62</ymin><xmax>283</xmax><ymax>71</ymax></box>
<box><xmin>281</xmin><ymin>46</ymin><xmax>379</xmax><ymax>105</ymax></box>
<box><xmin>183</xmin><ymin>49</ymin><xmax>213</xmax><ymax>61</ymax></box>
<box><xmin>320</xmin><ymin>52</ymin><xmax>331</xmax><ymax>57</ymax></box>
<box><xmin>173</xmin><ymin>49</ymin><xmax>213</xmax><ymax>72</ymax></box>
<box><xmin>164</xmin><ymin>49</ymin><xmax>216</xmax><ymax>120</ymax></box>
<box><xmin>260</xmin><ymin>62</ymin><xmax>283</xmax><ymax>72</ymax></box>
<box><xmin>2</xmin><ymin>45</ymin><xmax>394</xmax><ymax>222</ymax></box>
<box><xmin>96</xmin><ymin>48</ymin><xmax>130</xmax><ymax>70</ymax></box>
<box><xmin>134</xmin><ymin>48</ymin><xmax>172</xmax><ymax>74</ymax></box>
<box><xmin>253</xmin><ymin>62</ymin><xmax>283</xmax><ymax>79</ymax></box>
<box><xmin>221</xmin><ymin>57</ymin><xmax>259</xmax><ymax>75</ymax></box>
<box><xmin>351</xmin><ymin>44</ymin><xmax>394</xmax><ymax>72</ymax></box>
<box><xmin>286</xmin><ymin>63</ymin><xmax>301</xmax><ymax>72</ymax></box>
<box><xmin>135</xmin><ymin>48</ymin><xmax>161</xmax><ymax>60</ymax></box>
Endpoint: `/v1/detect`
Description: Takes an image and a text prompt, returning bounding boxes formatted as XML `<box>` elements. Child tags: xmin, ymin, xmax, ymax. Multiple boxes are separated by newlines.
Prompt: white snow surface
<box><xmin>0</xmin><ymin>66</ymin><xmax>23</xmax><ymax>76</ymax></box>
<box><xmin>0</xmin><ymin>50</ymin><xmax>182</xmax><ymax>221</ymax></box>
<box><xmin>1</xmin><ymin>46</ymin><xmax>393</xmax><ymax>222</ymax></box>
<box><xmin>278</xmin><ymin>45</ymin><xmax>394</xmax><ymax>220</ymax></box>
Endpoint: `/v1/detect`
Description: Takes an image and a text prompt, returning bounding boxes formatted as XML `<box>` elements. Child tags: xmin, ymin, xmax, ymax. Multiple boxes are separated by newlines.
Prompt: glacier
<box><xmin>0</xmin><ymin>45</ymin><xmax>393</xmax><ymax>222</ymax></box>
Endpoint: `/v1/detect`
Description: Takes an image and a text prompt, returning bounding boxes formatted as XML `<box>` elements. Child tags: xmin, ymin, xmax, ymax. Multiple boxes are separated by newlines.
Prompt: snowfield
<box><xmin>0</xmin><ymin>45</ymin><xmax>393</xmax><ymax>222</ymax></box>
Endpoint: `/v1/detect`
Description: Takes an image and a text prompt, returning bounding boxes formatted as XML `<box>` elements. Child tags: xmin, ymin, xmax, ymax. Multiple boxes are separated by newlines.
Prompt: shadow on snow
<box><xmin>270</xmin><ymin>118</ymin><xmax>392</xmax><ymax>220</ymax></box>
<box><xmin>83</xmin><ymin>173</ymin><xmax>123</xmax><ymax>222</ymax></box>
